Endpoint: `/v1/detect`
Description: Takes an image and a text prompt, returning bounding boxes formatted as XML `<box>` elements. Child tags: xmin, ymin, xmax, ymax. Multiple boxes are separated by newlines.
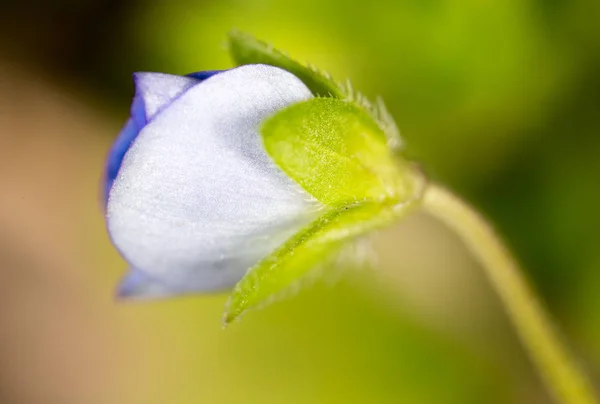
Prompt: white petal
<box><xmin>107</xmin><ymin>65</ymin><xmax>319</xmax><ymax>296</ymax></box>
<box><xmin>134</xmin><ymin>72</ymin><xmax>199</xmax><ymax>121</ymax></box>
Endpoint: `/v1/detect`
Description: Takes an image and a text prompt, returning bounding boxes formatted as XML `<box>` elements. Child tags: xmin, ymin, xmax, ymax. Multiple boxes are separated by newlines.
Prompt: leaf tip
<box><xmin>227</xmin><ymin>28</ymin><xmax>244</xmax><ymax>42</ymax></box>
<box><xmin>222</xmin><ymin>293</ymin><xmax>247</xmax><ymax>327</ymax></box>
<box><xmin>221</xmin><ymin>312</ymin><xmax>235</xmax><ymax>328</ymax></box>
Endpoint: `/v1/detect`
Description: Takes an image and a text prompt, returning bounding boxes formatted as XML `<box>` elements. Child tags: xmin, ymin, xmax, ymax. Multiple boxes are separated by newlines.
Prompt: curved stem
<box><xmin>421</xmin><ymin>183</ymin><xmax>597</xmax><ymax>404</ymax></box>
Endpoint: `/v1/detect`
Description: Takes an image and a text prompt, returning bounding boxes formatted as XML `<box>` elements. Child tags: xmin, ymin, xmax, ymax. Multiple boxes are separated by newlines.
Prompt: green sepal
<box><xmin>228</xmin><ymin>30</ymin><xmax>345</xmax><ymax>98</ymax></box>
<box><xmin>261</xmin><ymin>97</ymin><xmax>415</xmax><ymax>207</ymax></box>
<box><xmin>228</xmin><ymin>30</ymin><xmax>403</xmax><ymax>151</ymax></box>
<box><xmin>224</xmin><ymin>199</ymin><xmax>420</xmax><ymax>325</ymax></box>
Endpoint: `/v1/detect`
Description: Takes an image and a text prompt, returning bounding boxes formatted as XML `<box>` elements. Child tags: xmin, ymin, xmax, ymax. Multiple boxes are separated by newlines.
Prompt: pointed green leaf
<box><xmin>228</xmin><ymin>30</ymin><xmax>345</xmax><ymax>98</ymax></box>
<box><xmin>228</xmin><ymin>30</ymin><xmax>403</xmax><ymax>151</ymax></box>
<box><xmin>224</xmin><ymin>199</ymin><xmax>419</xmax><ymax>324</ymax></box>
<box><xmin>261</xmin><ymin>97</ymin><xmax>416</xmax><ymax>206</ymax></box>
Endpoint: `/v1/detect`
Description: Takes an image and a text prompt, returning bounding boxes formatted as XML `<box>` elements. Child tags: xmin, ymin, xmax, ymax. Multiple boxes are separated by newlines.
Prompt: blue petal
<box><xmin>104</xmin><ymin>95</ymin><xmax>146</xmax><ymax>203</ymax></box>
<box><xmin>186</xmin><ymin>70</ymin><xmax>224</xmax><ymax>80</ymax></box>
<box><xmin>116</xmin><ymin>268</ymin><xmax>169</xmax><ymax>299</ymax></box>
<box><xmin>104</xmin><ymin>70</ymin><xmax>222</xmax><ymax>205</ymax></box>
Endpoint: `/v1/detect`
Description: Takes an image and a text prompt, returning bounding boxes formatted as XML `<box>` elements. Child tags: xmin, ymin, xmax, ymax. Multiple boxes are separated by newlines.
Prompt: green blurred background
<box><xmin>0</xmin><ymin>0</ymin><xmax>598</xmax><ymax>403</ymax></box>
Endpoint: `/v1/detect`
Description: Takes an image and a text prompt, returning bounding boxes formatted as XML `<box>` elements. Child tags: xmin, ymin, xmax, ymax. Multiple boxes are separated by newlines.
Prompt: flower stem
<box><xmin>421</xmin><ymin>183</ymin><xmax>597</xmax><ymax>404</ymax></box>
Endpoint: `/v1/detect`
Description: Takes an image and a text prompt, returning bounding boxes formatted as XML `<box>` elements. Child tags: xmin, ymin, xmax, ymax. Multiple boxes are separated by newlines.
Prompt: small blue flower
<box><xmin>105</xmin><ymin>65</ymin><xmax>320</xmax><ymax>299</ymax></box>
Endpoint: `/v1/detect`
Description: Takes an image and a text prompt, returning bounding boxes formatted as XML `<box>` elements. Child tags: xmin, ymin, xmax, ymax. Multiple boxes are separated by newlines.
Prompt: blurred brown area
<box><xmin>0</xmin><ymin>3</ymin><xmax>136</xmax><ymax>400</ymax></box>
<box><xmin>0</xmin><ymin>57</ymin><xmax>125</xmax><ymax>403</ymax></box>
<box><xmin>0</xmin><ymin>0</ymin><xmax>598</xmax><ymax>403</ymax></box>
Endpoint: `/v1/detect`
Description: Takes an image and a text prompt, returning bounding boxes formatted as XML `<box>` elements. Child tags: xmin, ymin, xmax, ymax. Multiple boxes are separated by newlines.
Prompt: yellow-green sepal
<box><xmin>228</xmin><ymin>30</ymin><xmax>403</xmax><ymax>152</ymax></box>
<box><xmin>224</xmin><ymin>199</ymin><xmax>420</xmax><ymax>324</ymax></box>
<box><xmin>261</xmin><ymin>97</ymin><xmax>415</xmax><ymax>206</ymax></box>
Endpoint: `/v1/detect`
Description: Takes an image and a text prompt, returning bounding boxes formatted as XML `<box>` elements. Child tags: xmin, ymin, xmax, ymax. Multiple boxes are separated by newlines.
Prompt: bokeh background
<box><xmin>0</xmin><ymin>0</ymin><xmax>599</xmax><ymax>403</ymax></box>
